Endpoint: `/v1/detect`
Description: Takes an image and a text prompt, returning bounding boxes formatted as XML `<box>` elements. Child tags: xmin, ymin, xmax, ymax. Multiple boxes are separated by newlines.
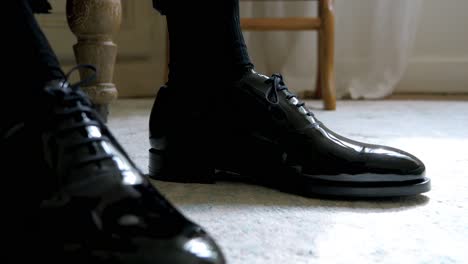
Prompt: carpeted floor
<box><xmin>108</xmin><ymin>99</ymin><xmax>468</xmax><ymax>264</ymax></box>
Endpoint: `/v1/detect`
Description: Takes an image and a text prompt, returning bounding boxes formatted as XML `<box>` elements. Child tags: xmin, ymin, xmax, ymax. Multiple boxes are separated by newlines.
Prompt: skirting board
<box><xmin>396</xmin><ymin>57</ymin><xmax>468</xmax><ymax>93</ymax></box>
<box><xmin>63</xmin><ymin>57</ymin><xmax>468</xmax><ymax>99</ymax></box>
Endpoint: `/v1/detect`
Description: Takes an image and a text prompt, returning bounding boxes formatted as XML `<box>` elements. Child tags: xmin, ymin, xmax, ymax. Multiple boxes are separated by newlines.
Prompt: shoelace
<box><xmin>42</xmin><ymin>66</ymin><xmax>180</xmax><ymax>225</ymax></box>
<box><xmin>43</xmin><ymin>64</ymin><xmax>117</xmax><ymax>171</ymax></box>
<box><xmin>1</xmin><ymin>65</ymin><xmax>95</xmax><ymax>140</ymax></box>
<box><xmin>265</xmin><ymin>74</ymin><xmax>315</xmax><ymax>118</ymax></box>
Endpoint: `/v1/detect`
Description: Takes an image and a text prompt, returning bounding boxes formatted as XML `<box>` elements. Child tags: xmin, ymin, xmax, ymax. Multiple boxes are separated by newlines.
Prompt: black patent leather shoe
<box><xmin>149</xmin><ymin>70</ymin><xmax>430</xmax><ymax>198</ymax></box>
<box><xmin>29</xmin><ymin>66</ymin><xmax>225</xmax><ymax>264</ymax></box>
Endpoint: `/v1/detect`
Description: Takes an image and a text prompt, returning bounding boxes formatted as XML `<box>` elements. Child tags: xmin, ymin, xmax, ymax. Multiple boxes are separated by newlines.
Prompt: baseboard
<box><xmin>396</xmin><ymin>57</ymin><xmax>468</xmax><ymax>93</ymax></box>
<box><xmin>64</xmin><ymin>56</ymin><xmax>468</xmax><ymax>99</ymax></box>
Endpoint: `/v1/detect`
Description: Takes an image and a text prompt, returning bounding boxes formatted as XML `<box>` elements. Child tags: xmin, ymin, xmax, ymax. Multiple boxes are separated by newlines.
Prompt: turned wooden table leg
<box><xmin>319</xmin><ymin>0</ymin><xmax>336</xmax><ymax>110</ymax></box>
<box><xmin>66</xmin><ymin>0</ymin><xmax>122</xmax><ymax>121</ymax></box>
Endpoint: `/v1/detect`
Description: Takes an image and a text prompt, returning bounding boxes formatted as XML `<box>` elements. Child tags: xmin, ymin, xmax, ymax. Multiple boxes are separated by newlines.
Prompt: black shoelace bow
<box><xmin>42</xmin><ymin>64</ymin><xmax>118</xmax><ymax>172</ymax></box>
<box><xmin>265</xmin><ymin>74</ymin><xmax>315</xmax><ymax>119</ymax></box>
<box><xmin>41</xmin><ymin>66</ymin><xmax>181</xmax><ymax>229</ymax></box>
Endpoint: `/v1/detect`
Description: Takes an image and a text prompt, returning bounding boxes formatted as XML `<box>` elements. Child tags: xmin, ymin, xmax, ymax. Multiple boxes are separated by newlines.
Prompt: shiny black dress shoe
<box><xmin>148</xmin><ymin>70</ymin><xmax>430</xmax><ymax>198</ymax></box>
<box><xmin>26</xmin><ymin>66</ymin><xmax>225</xmax><ymax>264</ymax></box>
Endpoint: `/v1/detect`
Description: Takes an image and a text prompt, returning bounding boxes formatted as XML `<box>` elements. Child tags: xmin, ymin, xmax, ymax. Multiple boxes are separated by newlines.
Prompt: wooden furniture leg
<box><xmin>315</xmin><ymin>35</ymin><xmax>323</xmax><ymax>99</ymax></box>
<box><xmin>66</xmin><ymin>0</ymin><xmax>122</xmax><ymax>121</ymax></box>
<box><xmin>318</xmin><ymin>0</ymin><xmax>336</xmax><ymax>110</ymax></box>
<box><xmin>165</xmin><ymin>29</ymin><xmax>170</xmax><ymax>83</ymax></box>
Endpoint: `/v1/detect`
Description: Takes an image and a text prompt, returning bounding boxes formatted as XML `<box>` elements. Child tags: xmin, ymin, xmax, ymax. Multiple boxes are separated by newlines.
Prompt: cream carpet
<box><xmin>108</xmin><ymin>99</ymin><xmax>468</xmax><ymax>264</ymax></box>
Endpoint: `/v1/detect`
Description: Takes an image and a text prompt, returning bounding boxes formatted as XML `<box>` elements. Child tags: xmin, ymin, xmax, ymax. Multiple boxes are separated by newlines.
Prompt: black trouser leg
<box><xmin>2</xmin><ymin>0</ymin><xmax>64</xmax><ymax>131</ymax></box>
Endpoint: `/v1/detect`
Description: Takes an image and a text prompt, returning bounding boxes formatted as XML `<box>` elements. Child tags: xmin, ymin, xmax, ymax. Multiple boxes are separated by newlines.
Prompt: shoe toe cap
<box><xmin>367</xmin><ymin>146</ymin><xmax>426</xmax><ymax>180</ymax></box>
<box><xmin>117</xmin><ymin>224</ymin><xmax>226</xmax><ymax>264</ymax></box>
<box><xmin>176</xmin><ymin>224</ymin><xmax>226</xmax><ymax>264</ymax></box>
<box><xmin>140</xmin><ymin>223</ymin><xmax>226</xmax><ymax>264</ymax></box>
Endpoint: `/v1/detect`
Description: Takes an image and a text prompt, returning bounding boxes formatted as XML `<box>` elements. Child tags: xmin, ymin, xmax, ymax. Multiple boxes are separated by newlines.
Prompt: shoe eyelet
<box><xmin>298</xmin><ymin>107</ymin><xmax>308</xmax><ymax>115</ymax></box>
<box><xmin>289</xmin><ymin>97</ymin><xmax>299</xmax><ymax>105</ymax></box>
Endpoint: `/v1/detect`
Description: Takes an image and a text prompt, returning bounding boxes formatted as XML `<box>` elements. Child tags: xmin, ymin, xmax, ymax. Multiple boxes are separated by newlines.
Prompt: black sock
<box><xmin>162</xmin><ymin>0</ymin><xmax>254</xmax><ymax>84</ymax></box>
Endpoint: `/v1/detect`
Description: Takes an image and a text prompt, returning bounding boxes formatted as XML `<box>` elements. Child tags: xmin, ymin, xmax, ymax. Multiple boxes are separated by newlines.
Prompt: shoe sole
<box><xmin>148</xmin><ymin>148</ymin><xmax>431</xmax><ymax>198</ymax></box>
<box><xmin>276</xmin><ymin>175</ymin><xmax>431</xmax><ymax>198</ymax></box>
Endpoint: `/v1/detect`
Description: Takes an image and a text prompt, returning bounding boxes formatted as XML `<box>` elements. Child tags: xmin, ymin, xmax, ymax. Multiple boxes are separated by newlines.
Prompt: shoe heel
<box><xmin>148</xmin><ymin>148</ymin><xmax>215</xmax><ymax>184</ymax></box>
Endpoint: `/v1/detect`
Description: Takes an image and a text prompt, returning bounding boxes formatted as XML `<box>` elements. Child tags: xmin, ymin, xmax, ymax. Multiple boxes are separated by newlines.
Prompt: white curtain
<box><xmin>240</xmin><ymin>0</ymin><xmax>423</xmax><ymax>99</ymax></box>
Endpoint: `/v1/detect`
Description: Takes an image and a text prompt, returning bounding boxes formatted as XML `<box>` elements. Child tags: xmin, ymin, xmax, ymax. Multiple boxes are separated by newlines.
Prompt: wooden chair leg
<box><xmin>319</xmin><ymin>0</ymin><xmax>336</xmax><ymax>110</ymax></box>
<box><xmin>165</xmin><ymin>28</ymin><xmax>169</xmax><ymax>83</ymax></box>
<box><xmin>66</xmin><ymin>0</ymin><xmax>122</xmax><ymax>121</ymax></box>
<box><xmin>315</xmin><ymin>32</ymin><xmax>323</xmax><ymax>99</ymax></box>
